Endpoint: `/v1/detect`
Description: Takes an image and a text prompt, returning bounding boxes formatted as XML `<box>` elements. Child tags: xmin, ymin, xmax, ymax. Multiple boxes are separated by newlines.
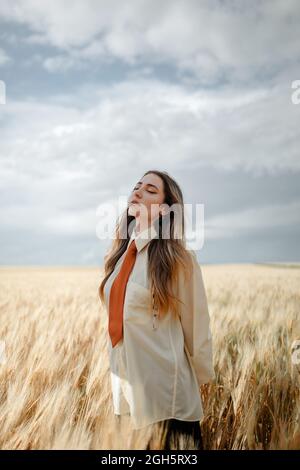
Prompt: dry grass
<box><xmin>0</xmin><ymin>264</ymin><xmax>299</xmax><ymax>450</ymax></box>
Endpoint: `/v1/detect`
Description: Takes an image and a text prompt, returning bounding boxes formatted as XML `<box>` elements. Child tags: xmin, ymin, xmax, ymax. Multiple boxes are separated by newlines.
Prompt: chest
<box><xmin>103</xmin><ymin>249</ymin><xmax>159</xmax><ymax>328</ymax></box>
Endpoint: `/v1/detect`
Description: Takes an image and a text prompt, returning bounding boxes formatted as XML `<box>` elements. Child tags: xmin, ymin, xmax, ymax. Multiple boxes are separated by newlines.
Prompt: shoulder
<box><xmin>187</xmin><ymin>248</ymin><xmax>197</xmax><ymax>261</ymax></box>
<box><xmin>184</xmin><ymin>247</ymin><xmax>200</xmax><ymax>269</ymax></box>
<box><xmin>176</xmin><ymin>248</ymin><xmax>199</xmax><ymax>286</ymax></box>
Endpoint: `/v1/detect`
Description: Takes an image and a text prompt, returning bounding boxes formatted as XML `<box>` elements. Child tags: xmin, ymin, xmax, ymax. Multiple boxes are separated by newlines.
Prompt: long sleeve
<box><xmin>177</xmin><ymin>249</ymin><xmax>215</xmax><ymax>387</ymax></box>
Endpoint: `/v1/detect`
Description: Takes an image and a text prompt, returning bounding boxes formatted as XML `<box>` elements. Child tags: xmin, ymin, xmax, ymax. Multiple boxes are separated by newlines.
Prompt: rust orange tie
<box><xmin>109</xmin><ymin>239</ymin><xmax>138</xmax><ymax>348</ymax></box>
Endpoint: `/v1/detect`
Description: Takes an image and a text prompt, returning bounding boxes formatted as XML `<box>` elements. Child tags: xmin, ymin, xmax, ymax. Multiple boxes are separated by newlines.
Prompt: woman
<box><xmin>99</xmin><ymin>170</ymin><xmax>215</xmax><ymax>450</ymax></box>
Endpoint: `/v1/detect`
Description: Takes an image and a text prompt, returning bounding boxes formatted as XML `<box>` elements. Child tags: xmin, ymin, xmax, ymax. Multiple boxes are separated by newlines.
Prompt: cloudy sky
<box><xmin>0</xmin><ymin>0</ymin><xmax>299</xmax><ymax>266</ymax></box>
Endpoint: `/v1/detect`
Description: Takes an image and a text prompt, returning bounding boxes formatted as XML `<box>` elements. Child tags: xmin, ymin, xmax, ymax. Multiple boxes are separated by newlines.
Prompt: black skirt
<box><xmin>145</xmin><ymin>418</ymin><xmax>204</xmax><ymax>450</ymax></box>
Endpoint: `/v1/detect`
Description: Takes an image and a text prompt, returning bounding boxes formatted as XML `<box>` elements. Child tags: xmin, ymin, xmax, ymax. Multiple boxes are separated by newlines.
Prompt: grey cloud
<box><xmin>0</xmin><ymin>0</ymin><xmax>299</xmax><ymax>85</ymax></box>
<box><xmin>0</xmin><ymin>2</ymin><xmax>299</xmax><ymax>265</ymax></box>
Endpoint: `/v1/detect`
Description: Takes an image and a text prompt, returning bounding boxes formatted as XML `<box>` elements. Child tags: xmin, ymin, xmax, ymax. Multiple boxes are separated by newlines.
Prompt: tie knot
<box><xmin>128</xmin><ymin>239</ymin><xmax>137</xmax><ymax>253</ymax></box>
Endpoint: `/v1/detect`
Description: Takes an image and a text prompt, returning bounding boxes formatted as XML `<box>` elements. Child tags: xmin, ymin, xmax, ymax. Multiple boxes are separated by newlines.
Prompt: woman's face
<box><xmin>128</xmin><ymin>173</ymin><xmax>165</xmax><ymax>223</ymax></box>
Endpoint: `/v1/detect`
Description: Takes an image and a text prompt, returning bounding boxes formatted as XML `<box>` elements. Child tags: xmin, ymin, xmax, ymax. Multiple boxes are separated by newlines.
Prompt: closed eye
<box><xmin>133</xmin><ymin>186</ymin><xmax>156</xmax><ymax>194</ymax></box>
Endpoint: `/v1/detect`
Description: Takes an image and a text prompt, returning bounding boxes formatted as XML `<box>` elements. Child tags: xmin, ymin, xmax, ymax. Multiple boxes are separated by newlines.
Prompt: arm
<box><xmin>177</xmin><ymin>249</ymin><xmax>215</xmax><ymax>387</ymax></box>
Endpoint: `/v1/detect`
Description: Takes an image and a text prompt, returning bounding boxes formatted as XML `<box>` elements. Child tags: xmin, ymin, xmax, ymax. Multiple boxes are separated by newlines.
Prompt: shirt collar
<box><xmin>128</xmin><ymin>223</ymin><xmax>159</xmax><ymax>252</ymax></box>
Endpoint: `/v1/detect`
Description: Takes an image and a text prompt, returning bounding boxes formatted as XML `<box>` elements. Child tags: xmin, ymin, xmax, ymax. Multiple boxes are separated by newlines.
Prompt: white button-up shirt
<box><xmin>102</xmin><ymin>223</ymin><xmax>215</xmax><ymax>430</ymax></box>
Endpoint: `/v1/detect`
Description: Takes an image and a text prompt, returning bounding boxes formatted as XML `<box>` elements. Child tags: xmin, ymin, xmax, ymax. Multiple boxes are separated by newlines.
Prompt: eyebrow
<box><xmin>135</xmin><ymin>181</ymin><xmax>159</xmax><ymax>190</ymax></box>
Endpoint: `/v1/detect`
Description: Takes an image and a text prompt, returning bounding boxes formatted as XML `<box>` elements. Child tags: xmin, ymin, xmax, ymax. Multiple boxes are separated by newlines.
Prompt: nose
<box><xmin>133</xmin><ymin>188</ymin><xmax>142</xmax><ymax>199</ymax></box>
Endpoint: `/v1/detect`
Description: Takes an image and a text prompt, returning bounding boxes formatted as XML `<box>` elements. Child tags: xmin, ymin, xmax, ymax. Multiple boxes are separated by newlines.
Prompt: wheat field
<box><xmin>0</xmin><ymin>264</ymin><xmax>299</xmax><ymax>450</ymax></box>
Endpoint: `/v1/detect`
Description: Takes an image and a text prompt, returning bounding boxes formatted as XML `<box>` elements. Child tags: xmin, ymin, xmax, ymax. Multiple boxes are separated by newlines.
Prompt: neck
<box><xmin>135</xmin><ymin>218</ymin><xmax>148</xmax><ymax>235</ymax></box>
<box><xmin>135</xmin><ymin>216</ymin><xmax>157</xmax><ymax>235</ymax></box>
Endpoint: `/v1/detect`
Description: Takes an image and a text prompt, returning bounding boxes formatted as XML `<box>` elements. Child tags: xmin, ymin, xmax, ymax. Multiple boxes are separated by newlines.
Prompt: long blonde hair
<box><xmin>98</xmin><ymin>170</ymin><xmax>194</xmax><ymax>319</ymax></box>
